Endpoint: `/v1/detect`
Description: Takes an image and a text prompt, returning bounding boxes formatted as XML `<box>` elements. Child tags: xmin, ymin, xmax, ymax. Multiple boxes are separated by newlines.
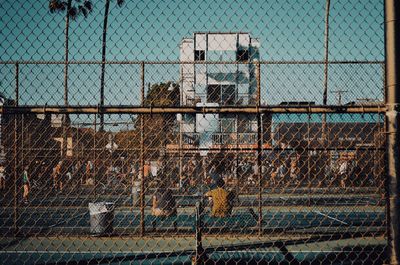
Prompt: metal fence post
<box><xmin>179</xmin><ymin>63</ymin><xmax>183</xmax><ymax>186</ymax></box>
<box><xmin>140</xmin><ymin>61</ymin><xmax>145</xmax><ymax>236</ymax></box>
<box><xmin>13</xmin><ymin>63</ymin><xmax>19</xmax><ymax>236</ymax></box>
<box><xmin>256</xmin><ymin>62</ymin><xmax>262</xmax><ymax>235</ymax></box>
<box><xmin>385</xmin><ymin>0</ymin><xmax>400</xmax><ymax>263</ymax></box>
<box><xmin>193</xmin><ymin>201</ymin><xmax>206</xmax><ymax>264</ymax></box>
<box><xmin>323</xmin><ymin>0</ymin><xmax>331</xmax><ymax>106</ymax></box>
<box><xmin>93</xmin><ymin>115</ymin><xmax>97</xmax><ymax>196</ymax></box>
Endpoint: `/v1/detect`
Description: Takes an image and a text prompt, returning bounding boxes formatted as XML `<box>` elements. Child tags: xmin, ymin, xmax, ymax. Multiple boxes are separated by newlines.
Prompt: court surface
<box><xmin>0</xmin><ymin>191</ymin><xmax>386</xmax><ymax>264</ymax></box>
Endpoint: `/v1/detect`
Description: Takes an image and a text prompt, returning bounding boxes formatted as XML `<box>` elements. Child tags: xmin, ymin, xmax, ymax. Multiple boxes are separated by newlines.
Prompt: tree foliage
<box><xmin>144</xmin><ymin>82</ymin><xmax>180</xmax><ymax>107</ymax></box>
<box><xmin>115</xmin><ymin>82</ymin><xmax>180</xmax><ymax>158</ymax></box>
<box><xmin>49</xmin><ymin>0</ymin><xmax>93</xmax><ymax>19</ymax></box>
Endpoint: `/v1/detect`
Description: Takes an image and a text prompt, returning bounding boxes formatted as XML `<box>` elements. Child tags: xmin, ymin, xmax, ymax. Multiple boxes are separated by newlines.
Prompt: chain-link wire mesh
<box><xmin>0</xmin><ymin>0</ymin><xmax>388</xmax><ymax>264</ymax></box>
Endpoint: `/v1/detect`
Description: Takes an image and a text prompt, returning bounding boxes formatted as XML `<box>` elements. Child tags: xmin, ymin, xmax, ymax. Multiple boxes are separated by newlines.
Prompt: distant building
<box><xmin>272</xmin><ymin>121</ymin><xmax>385</xmax><ymax>182</ymax></box>
<box><xmin>178</xmin><ymin>32</ymin><xmax>271</xmax><ymax>152</ymax></box>
<box><xmin>273</xmin><ymin>122</ymin><xmax>383</xmax><ymax>149</ymax></box>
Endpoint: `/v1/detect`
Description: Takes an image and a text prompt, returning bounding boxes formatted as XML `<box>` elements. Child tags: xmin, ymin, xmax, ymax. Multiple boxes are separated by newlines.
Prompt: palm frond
<box><xmin>80</xmin><ymin>6</ymin><xmax>88</xmax><ymax>18</ymax></box>
<box><xmin>68</xmin><ymin>6</ymin><xmax>78</xmax><ymax>20</ymax></box>
<box><xmin>49</xmin><ymin>0</ymin><xmax>58</xmax><ymax>12</ymax></box>
<box><xmin>60</xmin><ymin>1</ymin><xmax>67</xmax><ymax>11</ymax></box>
<box><xmin>83</xmin><ymin>1</ymin><xmax>93</xmax><ymax>12</ymax></box>
<box><xmin>50</xmin><ymin>0</ymin><xmax>92</xmax><ymax>19</ymax></box>
<box><xmin>49</xmin><ymin>0</ymin><xmax>66</xmax><ymax>13</ymax></box>
<box><xmin>116</xmin><ymin>0</ymin><xmax>124</xmax><ymax>7</ymax></box>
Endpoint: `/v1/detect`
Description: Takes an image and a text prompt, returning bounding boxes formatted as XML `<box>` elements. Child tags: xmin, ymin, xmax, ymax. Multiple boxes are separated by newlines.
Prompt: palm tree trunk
<box><xmin>63</xmin><ymin>0</ymin><xmax>72</xmax><ymax>158</ymax></box>
<box><xmin>100</xmin><ymin>0</ymin><xmax>111</xmax><ymax>132</ymax></box>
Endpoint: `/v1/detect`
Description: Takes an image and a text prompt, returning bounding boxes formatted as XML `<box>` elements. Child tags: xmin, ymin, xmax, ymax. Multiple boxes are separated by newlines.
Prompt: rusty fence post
<box><xmin>140</xmin><ymin>61</ymin><xmax>145</xmax><ymax>236</ymax></box>
<box><xmin>193</xmin><ymin>201</ymin><xmax>206</xmax><ymax>264</ymax></box>
<box><xmin>256</xmin><ymin>62</ymin><xmax>263</xmax><ymax>235</ymax></box>
<box><xmin>13</xmin><ymin>63</ymin><xmax>19</xmax><ymax>236</ymax></box>
<box><xmin>385</xmin><ymin>0</ymin><xmax>400</xmax><ymax>263</ymax></box>
<box><xmin>93</xmin><ymin>114</ymin><xmax>97</xmax><ymax>196</ymax></box>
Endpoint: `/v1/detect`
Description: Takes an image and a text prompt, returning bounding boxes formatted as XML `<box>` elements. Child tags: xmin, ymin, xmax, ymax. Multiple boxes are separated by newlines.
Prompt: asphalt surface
<box><xmin>0</xmin><ymin>192</ymin><xmax>387</xmax><ymax>264</ymax></box>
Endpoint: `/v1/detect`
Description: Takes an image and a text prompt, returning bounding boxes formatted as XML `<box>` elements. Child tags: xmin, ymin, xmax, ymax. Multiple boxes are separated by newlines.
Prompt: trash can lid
<box><xmin>89</xmin><ymin>202</ymin><xmax>115</xmax><ymax>215</ymax></box>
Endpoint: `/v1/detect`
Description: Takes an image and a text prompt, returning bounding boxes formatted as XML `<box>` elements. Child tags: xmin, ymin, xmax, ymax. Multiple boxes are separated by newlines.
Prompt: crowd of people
<box><xmin>0</xmin><ymin>150</ymin><xmax>377</xmax><ymax>206</ymax></box>
<box><xmin>50</xmin><ymin>160</ymin><xmax>97</xmax><ymax>191</ymax></box>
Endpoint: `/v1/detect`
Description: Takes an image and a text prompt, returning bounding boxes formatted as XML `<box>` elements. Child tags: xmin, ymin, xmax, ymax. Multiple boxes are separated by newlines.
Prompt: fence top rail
<box><xmin>0</xmin><ymin>60</ymin><xmax>384</xmax><ymax>65</ymax></box>
<box><xmin>0</xmin><ymin>104</ymin><xmax>386</xmax><ymax>114</ymax></box>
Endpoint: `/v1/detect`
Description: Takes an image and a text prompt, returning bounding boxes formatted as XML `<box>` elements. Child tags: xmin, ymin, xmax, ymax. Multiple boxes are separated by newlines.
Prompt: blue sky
<box><xmin>0</xmin><ymin>0</ymin><xmax>385</xmax><ymax>110</ymax></box>
<box><xmin>1</xmin><ymin>0</ymin><xmax>384</xmax><ymax>61</ymax></box>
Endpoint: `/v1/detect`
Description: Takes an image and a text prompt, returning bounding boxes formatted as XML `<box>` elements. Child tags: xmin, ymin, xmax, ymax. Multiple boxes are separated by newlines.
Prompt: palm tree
<box><xmin>49</xmin><ymin>0</ymin><xmax>93</xmax><ymax>157</ymax></box>
<box><xmin>99</xmin><ymin>0</ymin><xmax>125</xmax><ymax>132</ymax></box>
<box><xmin>49</xmin><ymin>0</ymin><xmax>93</xmax><ymax>106</ymax></box>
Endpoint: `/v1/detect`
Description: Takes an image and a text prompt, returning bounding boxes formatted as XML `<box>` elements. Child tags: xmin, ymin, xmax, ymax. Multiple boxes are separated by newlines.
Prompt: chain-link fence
<box><xmin>0</xmin><ymin>0</ymin><xmax>392</xmax><ymax>264</ymax></box>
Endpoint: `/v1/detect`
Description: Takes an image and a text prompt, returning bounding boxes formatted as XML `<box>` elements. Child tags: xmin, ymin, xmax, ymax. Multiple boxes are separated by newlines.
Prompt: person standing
<box><xmin>53</xmin><ymin>161</ymin><xmax>62</xmax><ymax>190</ymax></box>
<box><xmin>22</xmin><ymin>166</ymin><xmax>30</xmax><ymax>204</ymax></box>
<box><xmin>0</xmin><ymin>165</ymin><xmax>6</xmax><ymax>190</ymax></box>
<box><xmin>59</xmin><ymin>160</ymin><xmax>70</xmax><ymax>192</ymax></box>
<box><xmin>85</xmin><ymin>160</ymin><xmax>94</xmax><ymax>185</ymax></box>
<box><xmin>73</xmin><ymin>161</ymin><xmax>81</xmax><ymax>187</ymax></box>
<box><xmin>152</xmin><ymin>180</ymin><xmax>176</xmax><ymax>217</ymax></box>
<box><xmin>339</xmin><ymin>159</ymin><xmax>348</xmax><ymax>188</ymax></box>
<box><xmin>290</xmin><ymin>160</ymin><xmax>299</xmax><ymax>186</ymax></box>
<box><xmin>132</xmin><ymin>174</ymin><xmax>141</xmax><ymax>207</ymax></box>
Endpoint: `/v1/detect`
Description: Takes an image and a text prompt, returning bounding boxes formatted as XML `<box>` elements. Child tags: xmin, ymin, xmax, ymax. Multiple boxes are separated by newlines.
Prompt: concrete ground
<box><xmin>0</xmin><ymin>235</ymin><xmax>386</xmax><ymax>264</ymax></box>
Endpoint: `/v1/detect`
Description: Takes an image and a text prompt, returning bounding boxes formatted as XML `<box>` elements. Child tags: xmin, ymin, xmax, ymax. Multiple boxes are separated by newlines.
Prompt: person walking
<box><xmin>22</xmin><ymin>166</ymin><xmax>30</xmax><ymax>204</ymax></box>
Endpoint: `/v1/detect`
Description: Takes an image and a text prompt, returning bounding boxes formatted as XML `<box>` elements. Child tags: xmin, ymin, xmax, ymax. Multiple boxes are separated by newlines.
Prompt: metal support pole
<box><xmin>179</xmin><ymin>64</ymin><xmax>183</xmax><ymax>193</ymax></box>
<box><xmin>202</xmin><ymin>156</ymin><xmax>206</xmax><ymax>195</ymax></box>
<box><xmin>385</xmin><ymin>0</ymin><xmax>400</xmax><ymax>263</ymax></box>
<box><xmin>307</xmin><ymin>113</ymin><xmax>312</xmax><ymax>206</ymax></box>
<box><xmin>236</xmin><ymin>114</ymin><xmax>239</xmax><ymax>195</ymax></box>
<box><xmin>21</xmin><ymin>115</ymin><xmax>24</xmax><ymax>181</ymax></box>
<box><xmin>256</xmin><ymin>62</ymin><xmax>262</xmax><ymax>235</ymax></box>
<box><xmin>193</xmin><ymin>201</ymin><xmax>206</xmax><ymax>264</ymax></box>
<box><xmin>13</xmin><ymin>113</ymin><xmax>18</xmax><ymax>236</ymax></box>
<box><xmin>257</xmin><ymin>113</ymin><xmax>262</xmax><ymax>235</ymax></box>
<box><xmin>140</xmin><ymin>62</ymin><xmax>145</xmax><ymax>236</ymax></box>
<box><xmin>13</xmin><ymin>63</ymin><xmax>19</xmax><ymax>235</ymax></box>
<box><xmin>1</xmin><ymin>105</ymin><xmax>386</xmax><ymax>115</ymax></box>
<box><xmin>15</xmin><ymin>63</ymin><xmax>19</xmax><ymax>106</ymax></box>
<box><xmin>93</xmin><ymin>115</ymin><xmax>97</xmax><ymax>196</ymax></box>
<box><xmin>64</xmin><ymin>0</ymin><xmax>71</xmax><ymax>108</ymax></box>
<box><xmin>256</xmin><ymin>62</ymin><xmax>261</xmax><ymax>106</ymax></box>
<box><xmin>323</xmin><ymin>0</ymin><xmax>331</xmax><ymax>106</ymax></box>
<box><xmin>179</xmin><ymin>120</ymin><xmax>183</xmax><ymax>187</ymax></box>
